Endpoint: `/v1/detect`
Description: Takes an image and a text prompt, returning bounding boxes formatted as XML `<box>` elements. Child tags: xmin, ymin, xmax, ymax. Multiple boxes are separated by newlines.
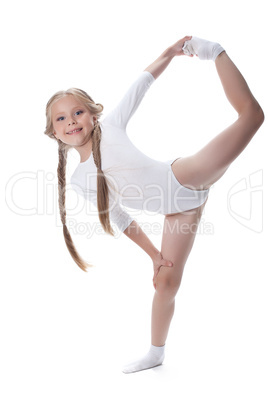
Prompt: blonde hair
<box><xmin>44</xmin><ymin>88</ymin><xmax>115</xmax><ymax>272</ymax></box>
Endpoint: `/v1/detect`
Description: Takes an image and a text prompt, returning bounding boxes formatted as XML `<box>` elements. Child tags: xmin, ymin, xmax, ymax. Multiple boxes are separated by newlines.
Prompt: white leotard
<box><xmin>71</xmin><ymin>71</ymin><xmax>209</xmax><ymax>232</ymax></box>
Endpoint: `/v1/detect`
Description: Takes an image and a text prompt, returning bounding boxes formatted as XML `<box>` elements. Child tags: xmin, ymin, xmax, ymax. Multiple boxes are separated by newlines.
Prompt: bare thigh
<box><xmin>156</xmin><ymin>199</ymin><xmax>207</xmax><ymax>290</ymax></box>
<box><xmin>171</xmin><ymin>110</ymin><xmax>261</xmax><ymax>191</ymax></box>
<box><xmin>171</xmin><ymin>155</ymin><xmax>228</xmax><ymax>191</ymax></box>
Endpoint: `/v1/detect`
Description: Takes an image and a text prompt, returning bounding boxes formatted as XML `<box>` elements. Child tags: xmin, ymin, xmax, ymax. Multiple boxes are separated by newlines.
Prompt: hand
<box><xmin>170</xmin><ymin>35</ymin><xmax>193</xmax><ymax>57</ymax></box>
<box><xmin>152</xmin><ymin>250</ymin><xmax>173</xmax><ymax>289</ymax></box>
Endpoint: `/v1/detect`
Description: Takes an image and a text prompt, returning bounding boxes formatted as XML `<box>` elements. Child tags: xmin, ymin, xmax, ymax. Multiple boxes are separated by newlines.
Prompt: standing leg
<box><xmin>122</xmin><ymin>200</ymin><xmax>207</xmax><ymax>373</ymax></box>
<box><xmin>151</xmin><ymin>200</ymin><xmax>206</xmax><ymax>347</ymax></box>
<box><xmin>171</xmin><ymin>49</ymin><xmax>264</xmax><ymax>190</ymax></box>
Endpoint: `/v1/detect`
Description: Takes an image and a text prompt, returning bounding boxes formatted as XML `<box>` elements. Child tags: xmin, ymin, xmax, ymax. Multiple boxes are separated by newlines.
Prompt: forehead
<box><xmin>51</xmin><ymin>95</ymin><xmax>85</xmax><ymax>116</ymax></box>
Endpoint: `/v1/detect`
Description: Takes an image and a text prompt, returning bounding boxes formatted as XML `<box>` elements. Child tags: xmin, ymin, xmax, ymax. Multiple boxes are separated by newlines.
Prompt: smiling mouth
<box><xmin>67</xmin><ymin>128</ymin><xmax>82</xmax><ymax>135</ymax></box>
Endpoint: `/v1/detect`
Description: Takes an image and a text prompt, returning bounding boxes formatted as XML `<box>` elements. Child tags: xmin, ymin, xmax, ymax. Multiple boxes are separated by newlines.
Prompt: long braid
<box><xmin>45</xmin><ymin>87</ymin><xmax>113</xmax><ymax>271</ymax></box>
<box><xmin>91</xmin><ymin>122</ymin><xmax>115</xmax><ymax>236</ymax></box>
<box><xmin>57</xmin><ymin>141</ymin><xmax>93</xmax><ymax>271</ymax></box>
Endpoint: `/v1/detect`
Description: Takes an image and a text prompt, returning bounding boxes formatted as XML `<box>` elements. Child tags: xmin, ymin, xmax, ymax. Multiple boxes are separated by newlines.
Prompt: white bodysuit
<box><xmin>71</xmin><ymin>71</ymin><xmax>209</xmax><ymax>233</ymax></box>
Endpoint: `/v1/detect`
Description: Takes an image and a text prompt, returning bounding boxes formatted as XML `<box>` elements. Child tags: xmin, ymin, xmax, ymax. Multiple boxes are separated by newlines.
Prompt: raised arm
<box><xmin>144</xmin><ymin>35</ymin><xmax>192</xmax><ymax>79</ymax></box>
<box><xmin>103</xmin><ymin>36</ymin><xmax>192</xmax><ymax>130</ymax></box>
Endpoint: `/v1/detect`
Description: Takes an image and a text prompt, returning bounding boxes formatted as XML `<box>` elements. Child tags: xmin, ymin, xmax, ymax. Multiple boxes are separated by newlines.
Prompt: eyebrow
<box><xmin>54</xmin><ymin>112</ymin><xmax>65</xmax><ymax>117</ymax></box>
<box><xmin>54</xmin><ymin>106</ymin><xmax>85</xmax><ymax>117</ymax></box>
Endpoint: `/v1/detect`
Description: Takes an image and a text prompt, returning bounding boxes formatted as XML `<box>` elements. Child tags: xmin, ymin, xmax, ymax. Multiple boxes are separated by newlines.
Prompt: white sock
<box><xmin>183</xmin><ymin>36</ymin><xmax>225</xmax><ymax>61</ymax></box>
<box><xmin>122</xmin><ymin>344</ymin><xmax>165</xmax><ymax>374</ymax></box>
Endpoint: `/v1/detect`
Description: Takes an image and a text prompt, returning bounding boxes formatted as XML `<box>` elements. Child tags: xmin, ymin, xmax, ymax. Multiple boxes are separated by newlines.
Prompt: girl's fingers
<box><xmin>154</xmin><ymin>268</ymin><xmax>160</xmax><ymax>278</ymax></box>
<box><xmin>162</xmin><ymin>260</ymin><xmax>173</xmax><ymax>267</ymax></box>
<box><xmin>153</xmin><ymin>268</ymin><xmax>159</xmax><ymax>282</ymax></box>
<box><xmin>153</xmin><ymin>272</ymin><xmax>158</xmax><ymax>289</ymax></box>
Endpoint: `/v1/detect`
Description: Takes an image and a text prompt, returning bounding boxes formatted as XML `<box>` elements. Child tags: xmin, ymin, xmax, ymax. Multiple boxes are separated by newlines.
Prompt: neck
<box><xmin>74</xmin><ymin>137</ymin><xmax>93</xmax><ymax>163</ymax></box>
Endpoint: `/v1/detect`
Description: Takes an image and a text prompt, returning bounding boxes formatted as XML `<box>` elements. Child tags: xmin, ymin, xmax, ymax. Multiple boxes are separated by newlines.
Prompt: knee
<box><xmin>155</xmin><ymin>267</ymin><xmax>183</xmax><ymax>299</ymax></box>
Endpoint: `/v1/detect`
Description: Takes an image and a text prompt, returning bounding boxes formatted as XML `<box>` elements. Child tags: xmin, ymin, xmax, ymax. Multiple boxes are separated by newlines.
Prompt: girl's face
<box><xmin>51</xmin><ymin>95</ymin><xmax>97</xmax><ymax>146</ymax></box>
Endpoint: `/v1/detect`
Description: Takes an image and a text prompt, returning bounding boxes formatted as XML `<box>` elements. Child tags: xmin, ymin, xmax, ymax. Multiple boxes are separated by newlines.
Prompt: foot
<box><xmin>122</xmin><ymin>345</ymin><xmax>165</xmax><ymax>374</ymax></box>
<box><xmin>183</xmin><ymin>36</ymin><xmax>225</xmax><ymax>61</ymax></box>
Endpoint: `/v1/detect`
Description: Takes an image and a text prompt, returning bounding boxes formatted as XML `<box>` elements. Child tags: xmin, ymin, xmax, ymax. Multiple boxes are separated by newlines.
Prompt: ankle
<box><xmin>183</xmin><ymin>36</ymin><xmax>225</xmax><ymax>61</ymax></box>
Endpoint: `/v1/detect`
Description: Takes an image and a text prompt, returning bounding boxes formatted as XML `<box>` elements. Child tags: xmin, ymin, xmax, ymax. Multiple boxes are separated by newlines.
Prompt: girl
<box><xmin>44</xmin><ymin>36</ymin><xmax>264</xmax><ymax>373</ymax></box>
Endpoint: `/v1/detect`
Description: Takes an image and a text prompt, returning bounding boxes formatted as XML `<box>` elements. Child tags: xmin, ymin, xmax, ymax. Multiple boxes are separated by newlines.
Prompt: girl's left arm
<box><xmin>144</xmin><ymin>35</ymin><xmax>192</xmax><ymax>79</ymax></box>
<box><xmin>123</xmin><ymin>220</ymin><xmax>173</xmax><ymax>288</ymax></box>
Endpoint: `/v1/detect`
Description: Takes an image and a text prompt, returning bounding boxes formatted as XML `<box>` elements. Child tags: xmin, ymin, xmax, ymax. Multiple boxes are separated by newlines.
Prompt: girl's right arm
<box><xmin>123</xmin><ymin>220</ymin><xmax>173</xmax><ymax>287</ymax></box>
<box><xmin>144</xmin><ymin>35</ymin><xmax>192</xmax><ymax>79</ymax></box>
<box><xmin>102</xmin><ymin>70</ymin><xmax>155</xmax><ymax>130</ymax></box>
<box><xmin>103</xmin><ymin>36</ymin><xmax>192</xmax><ymax>131</ymax></box>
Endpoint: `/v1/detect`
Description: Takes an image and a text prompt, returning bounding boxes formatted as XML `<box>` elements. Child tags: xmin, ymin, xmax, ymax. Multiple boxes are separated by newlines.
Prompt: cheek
<box><xmin>53</xmin><ymin>122</ymin><xmax>65</xmax><ymax>135</ymax></box>
<box><xmin>83</xmin><ymin>115</ymin><xmax>94</xmax><ymax>127</ymax></box>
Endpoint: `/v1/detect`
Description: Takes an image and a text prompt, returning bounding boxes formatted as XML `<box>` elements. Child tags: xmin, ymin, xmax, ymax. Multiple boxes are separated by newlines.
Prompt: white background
<box><xmin>1</xmin><ymin>0</ymin><xmax>267</xmax><ymax>401</ymax></box>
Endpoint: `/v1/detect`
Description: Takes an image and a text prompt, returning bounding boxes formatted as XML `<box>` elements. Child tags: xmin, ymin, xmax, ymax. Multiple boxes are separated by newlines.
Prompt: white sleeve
<box><xmin>102</xmin><ymin>71</ymin><xmax>155</xmax><ymax>129</ymax></box>
<box><xmin>71</xmin><ymin>181</ymin><xmax>134</xmax><ymax>233</ymax></box>
<box><xmin>108</xmin><ymin>201</ymin><xmax>134</xmax><ymax>233</ymax></box>
<box><xmin>91</xmin><ymin>192</ymin><xmax>134</xmax><ymax>233</ymax></box>
<box><xmin>91</xmin><ymin>193</ymin><xmax>134</xmax><ymax>233</ymax></box>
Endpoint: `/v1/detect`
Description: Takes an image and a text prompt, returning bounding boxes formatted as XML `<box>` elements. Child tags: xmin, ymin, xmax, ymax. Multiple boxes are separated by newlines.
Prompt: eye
<box><xmin>75</xmin><ymin>110</ymin><xmax>83</xmax><ymax>116</ymax></box>
<box><xmin>56</xmin><ymin>116</ymin><xmax>65</xmax><ymax>121</ymax></box>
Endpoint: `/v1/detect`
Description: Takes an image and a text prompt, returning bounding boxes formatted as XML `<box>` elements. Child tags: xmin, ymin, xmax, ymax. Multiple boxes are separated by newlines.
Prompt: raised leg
<box><xmin>171</xmin><ymin>51</ymin><xmax>264</xmax><ymax>190</ymax></box>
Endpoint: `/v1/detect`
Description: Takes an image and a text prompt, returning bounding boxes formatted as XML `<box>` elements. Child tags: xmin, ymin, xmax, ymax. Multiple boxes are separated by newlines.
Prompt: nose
<box><xmin>68</xmin><ymin>119</ymin><xmax>76</xmax><ymax>126</ymax></box>
<box><xmin>68</xmin><ymin>115</ymin><xmax>77</xmax><ymax>125</ymax></box>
